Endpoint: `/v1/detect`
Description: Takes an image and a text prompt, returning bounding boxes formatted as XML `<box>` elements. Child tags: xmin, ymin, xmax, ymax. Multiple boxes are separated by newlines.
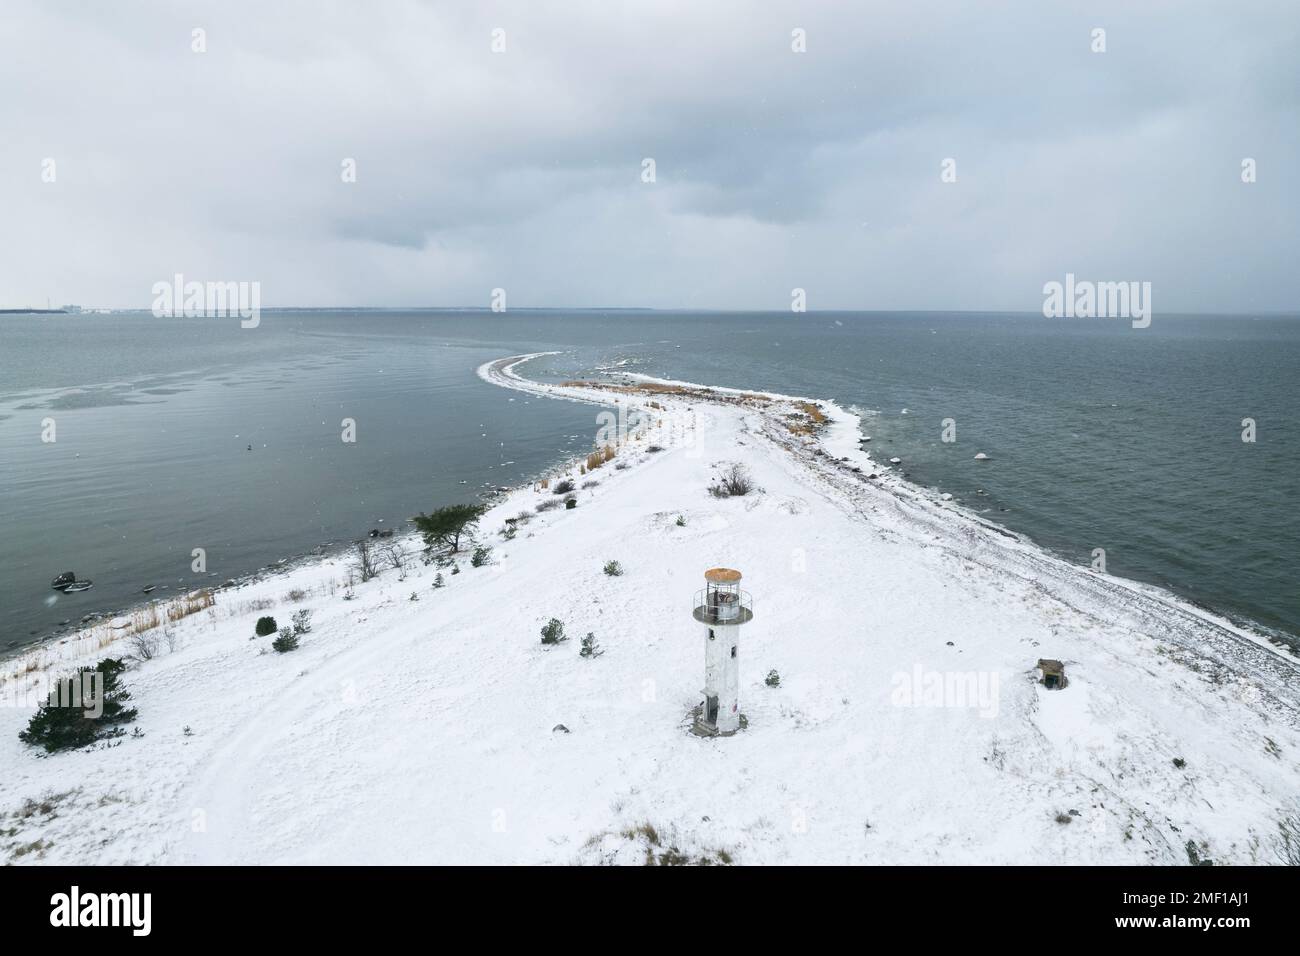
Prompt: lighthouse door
<box><xmin>705</xmin><ymin>695</ymin><xmax>719</xmax><ymax>725</ymax></box>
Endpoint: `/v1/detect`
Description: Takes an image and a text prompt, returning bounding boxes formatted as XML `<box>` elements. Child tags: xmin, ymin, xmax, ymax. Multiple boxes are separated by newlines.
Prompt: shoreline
<box><xmin>482</xmin><ymin>353</ymin><xmax>1300</xmax><ymax>688</ymax></box>
<box><xmin>3</xmin><ymin>353</ymin><xmax>1298</xmax><ymax>864</ymax></box>
<box><xmin>12</xmin><ymin>356</ymin><xmax>1300</xmax><ymax>697</ymax></box>
<box><xmin>10</xmin><ymin>351</ymin><xmax>1297</xmax><ymax>697</ymax></box>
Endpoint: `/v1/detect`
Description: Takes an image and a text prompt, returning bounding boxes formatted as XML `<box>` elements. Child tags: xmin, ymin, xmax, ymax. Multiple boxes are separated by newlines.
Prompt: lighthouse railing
<box><xmin>691</xmin><ymin>588</ymin><xmax>753</xmax><ymax>625</ymax></box>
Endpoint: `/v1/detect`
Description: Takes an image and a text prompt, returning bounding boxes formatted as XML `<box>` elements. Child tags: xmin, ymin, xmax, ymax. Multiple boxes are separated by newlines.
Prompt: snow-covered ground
<box><xmin>2</xmin><ymin>353</ymin><xmax>1298</xmax><ymax>865</ymax></box>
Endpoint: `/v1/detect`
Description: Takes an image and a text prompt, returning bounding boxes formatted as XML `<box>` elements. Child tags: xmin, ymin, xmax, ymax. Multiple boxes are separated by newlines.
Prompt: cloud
<box><xmin>1</xmin><ymin>0</ymin><xmax>1296</xmax><ymax>311</ymax></box>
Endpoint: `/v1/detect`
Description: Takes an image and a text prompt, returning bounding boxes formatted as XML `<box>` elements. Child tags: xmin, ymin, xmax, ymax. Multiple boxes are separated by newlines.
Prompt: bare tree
<box><xmin>354</xmin><ymin>538</ymin><xmax>379</xmax><ymax>582</ymax></box>
<box><xmin>380</xmin><ymin>541</ymin><xmax>408</xmax><ymax>578</ymax></box>
<box><xmin>130</xmin><ymin>631</ymin><xmax>160</xmax><ymax>661</ymax></box>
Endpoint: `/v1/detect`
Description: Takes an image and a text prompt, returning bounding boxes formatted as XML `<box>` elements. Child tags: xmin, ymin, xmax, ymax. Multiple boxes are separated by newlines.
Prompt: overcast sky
<box><xmin>1</xmin><ymin>1</ymin><xmax>1297</xmax><ymax>312</ymax></box>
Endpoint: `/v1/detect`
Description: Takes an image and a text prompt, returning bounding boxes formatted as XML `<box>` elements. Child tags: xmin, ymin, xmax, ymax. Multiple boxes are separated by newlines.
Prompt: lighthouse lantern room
<box><xmin>691</xmin><ymin>567</ymin><xmax>753</xmax><ymax>736</ymax></box>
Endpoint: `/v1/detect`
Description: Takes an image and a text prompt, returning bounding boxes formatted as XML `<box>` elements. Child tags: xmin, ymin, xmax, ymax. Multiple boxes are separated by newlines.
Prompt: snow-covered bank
<box><xmin>2</xmin><ymin>354</ymin><xmax>1298</xmax><ymax>865</ymax></box>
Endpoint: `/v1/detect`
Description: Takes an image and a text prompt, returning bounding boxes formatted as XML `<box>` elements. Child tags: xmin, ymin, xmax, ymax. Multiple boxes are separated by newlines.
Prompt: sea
<box><xmin>2</xmin><ymin>309</ymin><xmax>1297</xmax><ymax>653</ymax></box>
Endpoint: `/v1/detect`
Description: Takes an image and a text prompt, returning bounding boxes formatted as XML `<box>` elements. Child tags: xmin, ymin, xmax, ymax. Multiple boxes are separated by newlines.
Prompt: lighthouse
<box><xmin>692</xmin><ymin>568</ymin><xmax>753</xmax><ymax>736</ymax></box>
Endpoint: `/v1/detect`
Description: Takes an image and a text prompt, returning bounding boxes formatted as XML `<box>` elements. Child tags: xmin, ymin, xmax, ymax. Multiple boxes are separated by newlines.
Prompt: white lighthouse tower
<box><xmin>692</xmin><ymin>568</ymin><xmax>753</xmax><ymax>736</ymax></box>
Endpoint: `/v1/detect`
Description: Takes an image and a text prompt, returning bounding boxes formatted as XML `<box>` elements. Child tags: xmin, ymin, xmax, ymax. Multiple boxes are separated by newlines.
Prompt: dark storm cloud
<box><xmin>1</xmin><ymin>0</ymin><xmax>1296</xmax><ymax>311</ymax></box>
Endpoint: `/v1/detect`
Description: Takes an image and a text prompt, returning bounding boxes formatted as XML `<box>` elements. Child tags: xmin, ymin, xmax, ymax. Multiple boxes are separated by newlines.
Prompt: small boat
<box><xmin>61</xmin><ymin>581</ymin><xmax>94</xmax><ymax>593</ymax></box>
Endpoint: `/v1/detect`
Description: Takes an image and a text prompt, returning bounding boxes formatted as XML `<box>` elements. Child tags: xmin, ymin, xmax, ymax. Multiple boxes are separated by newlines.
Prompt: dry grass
<box><xmin>787</xmin><ymin>401</ymin><xmax>829</xmax><ymax>435</ymax></box>
<box><xmin>227</xmin><ymin>596</ymin><xmax>275</xmax><ymax>617</ymax></box>
<box><xmin>617</xmin><ymin>822</ymin><xmax>734</xmax><ymax>866</ymax></box>
<box><xmin>165</xmin><ymin>588</ymin><xmax>215</xmax><ymax>623</ymax></box>
<box><xmin>560</xmin><ymin>380</ymin><xmax>770</xmax><ymax>408</ymax></box>
<box><xmin>129</xmin><ymin>604</ymin><xmax>160</xmax><ymax>635</ymax></box>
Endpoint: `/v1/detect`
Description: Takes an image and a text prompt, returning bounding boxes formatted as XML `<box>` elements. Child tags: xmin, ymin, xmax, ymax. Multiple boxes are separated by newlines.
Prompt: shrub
<box><xmin>130</xmin><ymin>631</ymin><xmax>160</xmax><ymax>661</ymax></box>
<box><xmin>536</xmin><ymin>499</ymin><xmax>561</xmax><ymax>513</ymax></box>
<box><xmin>581</xmin><ymin>480</ymin><xmax>599</xmax><ymax>489</ymax></box>
<box><xmin>353</xmin><ymin>538</ymin><xmax>378</xmax><ymax>582</ymax></box>
<box><xmin>501</xmin><ymin>524</ymin><xmax>517</xmax><ymax>540</ymax></box>
<box><xmin>647</xmin><ymin>445</ymin><xmax>664</xmax><ymax>453</ymax></box>
<box><xmin>19</xmin><ymin>658</ymin><xmax>138</xmax><ymax>753</ymax></box>
<box><xmin>709</xmin><ymin>463</ymin><xmax>754</xmax><ymax>498</ymax></box>
<box><xmin>272</xmin><ymin>627</ymin><xmax>300</xmax><ymax>653</ymax></box>
<box><xmin>412</xmin><ymin>503</ymin><xmax>486</xmax><ymax>553</ymax></box>
<box><xmin>675</xmin><ymin>515</ymin><xmax>687</xmax><ymax>527</ymax></box>
<box><xmin>432</xmin><ymin>572</ymin><xmax>445</xmax><ymax>589</ymax></box>
<box><xmin>285</xmin><ymin>588</ymin><xmax>307</xmax><ymax>603</ymax></box>
<box><xmin>540</xmin><ymin>618</ymin><xmax>567</xmax><ymax>645</ymax></box>
<box><xmin>1277</xmin><ymin>814</ymin><xmax>1300</xmax><ymax>866</ymax></box>
<box><xmin>553</xmin><ymin>479</ymin><xmax>575</xmax><ymax>495</ymax></box>
<box><xmin>471</xmin><ymin>545</ymin><xmax>492</xmax><ymax>567</ymax></box>
<box><xmin>580</xmin><ymin>632</ymin><xmax>602</xmax><ymax>658</ymax></box>
<box><xmin>765</xmin><ymin>669</ymin><xmax>780</xmax><ymax>687</ymax></box>
<box><xmin>1185</xmin><ymin>840</ymin><xmax>1214</xmax><ymax>866</ymax></box>
<box><xmin>603</xmin><ymin>560</ymin><xmax>624</xmax><ymax>577</ymax></box>
<box><xmin>291</xmin><ymin>609</ymin><xmax>313</xmax><ymax>635</ymax></box>
<box><xmin>255</xmin><ymin>616</ymin><xmax>278</xmax><ymax>637</ymax></box>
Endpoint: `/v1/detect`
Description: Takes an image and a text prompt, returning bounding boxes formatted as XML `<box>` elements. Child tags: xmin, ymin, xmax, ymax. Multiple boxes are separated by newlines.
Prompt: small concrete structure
<box><xmin>692</xmin><ymin>568</ymin><xmax>753</xmax><ymax>735</ymax></box>
<box><xmin>1038</xmin><ymin>658</ymin><xmax>1067</xmax><ymax>689</ymax></box>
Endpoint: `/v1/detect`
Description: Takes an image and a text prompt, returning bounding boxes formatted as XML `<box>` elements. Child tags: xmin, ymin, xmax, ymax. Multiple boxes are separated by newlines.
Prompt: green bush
<box><xmin>540</xmin><ymin>618</ymin><xmax>567</xmax><ymax>645</ymax></box>
<box><xmin>255</xmin><ymin>616</ymin><xmax>277</xmax><ymax>637</ymax></box>
<box><xmin>471</xmin><ymin>545</ymin><xmax>492</xmax><ymax>567</ymax></box>
<box><xmin>603</xmin><ymin>560</ymin><xmax>624</xmax><ymax>577</ymax></box>
<box><xmin>272</xmin><ymin>627</ymin><xmax>300</xmax><ymax>653</ymax></box>
<box><xmin>765</xmin><ymin>669</ymin><xmax>780</xmax><ymax>687</ymax></box>
<box><xmin>19</xmin><ymin>658</ymin><xmax>138</xmax><ymax>753</ymax></box>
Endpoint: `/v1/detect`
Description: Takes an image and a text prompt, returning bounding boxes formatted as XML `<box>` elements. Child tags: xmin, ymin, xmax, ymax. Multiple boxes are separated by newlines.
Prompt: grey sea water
<box><xmin>2</xmin><ymin>310</ymin><xmax>1297</xmax><ymax>653</ymax></box>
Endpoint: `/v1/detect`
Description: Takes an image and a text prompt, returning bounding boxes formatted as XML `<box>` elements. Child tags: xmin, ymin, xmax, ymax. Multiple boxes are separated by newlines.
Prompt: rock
<box><xmin>552</xmin><ymin>724</ymin><xmax>570</xmax><ymax>734</ymax></box>
<box><xmin>50</xmin><ymin>571</ymin><xmax>76</xmax><ymax>591</ymax></box>
<box><xmin>974</xmin><ymin>452</ymin><xmax>990</xmax><ymax>461</ymax></box>
<box><xmin>889</xmin><ymin>457</ymin><xmax>902</xmax><ymax>465</ymax></box>
<box><xmin>940</xmin><ymin>493</ymin><xmax>953</xmax><ymax>501</ymax></box>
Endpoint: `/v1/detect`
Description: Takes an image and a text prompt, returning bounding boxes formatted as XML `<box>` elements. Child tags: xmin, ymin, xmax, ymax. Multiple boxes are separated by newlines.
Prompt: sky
<box><xmin>1</xmin><ymin>0</ymin><xmax>1297</xmax><ymax>312</ymax></box>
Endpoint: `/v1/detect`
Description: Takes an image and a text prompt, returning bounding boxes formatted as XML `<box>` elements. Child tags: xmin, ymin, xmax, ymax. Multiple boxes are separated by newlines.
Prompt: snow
<box><xmin>2</xmin><ymin>354</ymin><xmax>1299</xmax><ymax>865</ymax></box>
